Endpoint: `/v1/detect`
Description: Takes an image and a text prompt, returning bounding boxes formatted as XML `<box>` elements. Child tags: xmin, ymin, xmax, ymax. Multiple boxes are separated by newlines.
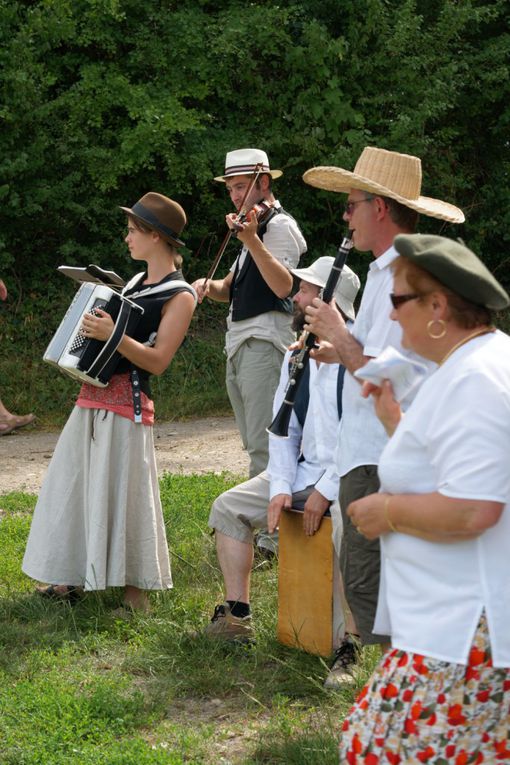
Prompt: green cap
<box><xmin>393</xmin><ymin>234</ymin><xmax>509</xmax><ymax>311</ymax></box>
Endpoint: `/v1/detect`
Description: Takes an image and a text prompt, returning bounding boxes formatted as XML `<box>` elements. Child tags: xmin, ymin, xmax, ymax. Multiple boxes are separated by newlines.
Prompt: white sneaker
<box><xmin>324</xmin><ymin>636</ymin><xmax>359</xmax><ymax>689</ymax></box>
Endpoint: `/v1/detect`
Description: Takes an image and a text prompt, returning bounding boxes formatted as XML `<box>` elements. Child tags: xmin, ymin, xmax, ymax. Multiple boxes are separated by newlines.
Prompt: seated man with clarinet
<box><xmin>197</xmin><ymin>254</ymin><xmax>360</xmax><ymax>658</ymax></box>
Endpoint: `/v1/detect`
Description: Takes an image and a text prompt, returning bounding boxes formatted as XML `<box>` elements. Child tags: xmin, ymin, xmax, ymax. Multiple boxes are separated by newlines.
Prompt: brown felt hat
<box><xmin>120</xmin><ymin>193</ymin><xmax>187</xmax><ymax>247</ymax></box>
<box><xmin>394</xmin><ymin>234</ymin><xmax>510</xmax><ymax>311</ymax></box>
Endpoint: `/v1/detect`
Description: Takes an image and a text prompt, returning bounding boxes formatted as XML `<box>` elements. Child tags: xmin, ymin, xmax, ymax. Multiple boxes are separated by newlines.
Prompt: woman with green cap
<box><xmin>341</xmin><ymin>234</ymin><xmax>510</xmax><ymax>763</ymax></box>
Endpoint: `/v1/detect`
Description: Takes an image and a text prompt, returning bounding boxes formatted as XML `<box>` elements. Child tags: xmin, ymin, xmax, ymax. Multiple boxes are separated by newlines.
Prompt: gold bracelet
<box><xmin>384</xmin><ymin>495</ymin><xmax>399</xmax><ymax>533</ymax></box>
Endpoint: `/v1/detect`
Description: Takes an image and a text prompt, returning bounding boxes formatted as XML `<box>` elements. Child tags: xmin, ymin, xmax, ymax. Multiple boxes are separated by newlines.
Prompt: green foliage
<box><xmin>0</xmin><ymin>475</ymin><xmax>374</xmax><ymax>763</ymax></box>
<box><xmin>0</xmin><ymin>0</ymin><xmax>509</xmax><ymax>417</ymax></box>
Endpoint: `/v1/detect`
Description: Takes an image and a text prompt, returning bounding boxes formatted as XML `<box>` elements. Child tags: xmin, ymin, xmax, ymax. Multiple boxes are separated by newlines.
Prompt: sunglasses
<box><xmin>389</xmin><ymin>293</ymin><xmax>420</xmax><ymax>309</ymax></box>
<box><xmin>344</xmin><ymin>197</ymin><xmax>374</xmax><ymax>216</ymax></box>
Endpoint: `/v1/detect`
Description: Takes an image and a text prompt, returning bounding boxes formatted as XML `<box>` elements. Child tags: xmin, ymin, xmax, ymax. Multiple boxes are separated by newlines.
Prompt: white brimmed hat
<box><xmin>303</xmin><ymin>147</ymin><xmax>465</xmax><ymax>224</ymax></box>
<box><xmin>214</xmin><ymin>148</ymin><xmax>283</xmax><ymax>183</ymax></box>
<box><xmin>291</xmin><ymin>257</ymin><xmax>360</xmax><ymax>321</ymax></box>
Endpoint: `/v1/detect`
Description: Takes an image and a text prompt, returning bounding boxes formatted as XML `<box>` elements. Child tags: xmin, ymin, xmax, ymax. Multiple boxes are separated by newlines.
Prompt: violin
<box><xmin>202</xmin><ymin>163</ymin><xmax>268</xmax><ymax>289</ymax></box>
<box><xmin>230</xmin><ymin>200</ymin><xmax>273</xmax><ymax>232</ymax></box>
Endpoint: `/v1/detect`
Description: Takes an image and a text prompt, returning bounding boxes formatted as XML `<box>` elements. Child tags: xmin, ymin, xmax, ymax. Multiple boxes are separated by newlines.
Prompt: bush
<box><xmin>1</xmin><ymin>0</ymin><xmax>508</xmax><ymax>419</ymax></box>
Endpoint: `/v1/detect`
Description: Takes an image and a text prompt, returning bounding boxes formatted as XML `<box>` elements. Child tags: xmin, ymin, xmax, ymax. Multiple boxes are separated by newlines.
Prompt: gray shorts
<box><xmin>340</xmin><ymin>465</ymin><xmax>389</xmax><ymax>645</ymax></box>
<box><xmin>209</xmin><ymin>471</ymin><xmax>313</xmax><ymax>543</ymax></box>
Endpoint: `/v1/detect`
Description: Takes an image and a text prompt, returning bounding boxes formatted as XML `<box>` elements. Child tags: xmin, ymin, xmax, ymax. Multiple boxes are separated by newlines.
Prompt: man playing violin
<box><xmin>193</xmin><ymin>148</ymin><xmax>307</xmax><ymax>488</ymax></box>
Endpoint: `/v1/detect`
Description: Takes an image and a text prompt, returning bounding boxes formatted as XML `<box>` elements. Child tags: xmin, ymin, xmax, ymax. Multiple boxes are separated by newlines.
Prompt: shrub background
<box><xmin>1</xmin><ymin>0</ymin><xmax>508</xmax><ymax>421</ymax></box>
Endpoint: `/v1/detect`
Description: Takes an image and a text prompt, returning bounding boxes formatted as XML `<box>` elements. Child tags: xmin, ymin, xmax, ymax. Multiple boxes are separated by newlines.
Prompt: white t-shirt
<box><xmin>375</xmin><ymin>330</ymin><xmax>510</xmax><ymax>667</ymax></box>
<box><xmin>225</xmin><ymin>202</ymin><xmax>306</xmax><ymax>359</ymax></box>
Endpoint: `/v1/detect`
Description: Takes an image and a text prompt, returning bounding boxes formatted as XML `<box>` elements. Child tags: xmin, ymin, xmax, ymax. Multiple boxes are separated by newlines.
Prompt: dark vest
<box><xmin>229</xmin><ymin>206</ymin><xmax>294</xmax><ymax>322</ymax></box>
<box><xmin>290</xmin><ymin>352</ymin><xmax>345</xmax><ymax>428</ymax></box>
<box><xmin>116</xmin><ymin>270</ymin><xmax>193</xmax><ymax>397</ymax></box>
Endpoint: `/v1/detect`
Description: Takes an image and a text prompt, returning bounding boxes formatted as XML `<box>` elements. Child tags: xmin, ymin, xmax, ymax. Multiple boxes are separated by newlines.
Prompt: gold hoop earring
<box><xmin>427</xmin><ymin>319</ymin><xmax>446</xmax><ymax>339</ymax></box>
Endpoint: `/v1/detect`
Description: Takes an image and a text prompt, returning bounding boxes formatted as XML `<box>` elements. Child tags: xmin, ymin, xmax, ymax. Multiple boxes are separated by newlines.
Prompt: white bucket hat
<box><xmin>303</xmin><ymin>147</ymin><xmax>465</xmax><ymax>224</ymax></box>
<box><xmin>291</xmin><ymin>257</ymin><xmax>360</xmax><ymax>321</ymax></box>
<box><xmin>214</xmin><ymin>148</ymin><xmax>283</xmax><ymax>182</ymax></box>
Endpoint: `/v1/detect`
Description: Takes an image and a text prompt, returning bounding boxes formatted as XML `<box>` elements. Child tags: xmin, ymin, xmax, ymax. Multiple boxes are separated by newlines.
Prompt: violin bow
<box><xmin>202</xmin><ymin>162</ymin><xmax>264</xmax><ymax>290</ymax></box>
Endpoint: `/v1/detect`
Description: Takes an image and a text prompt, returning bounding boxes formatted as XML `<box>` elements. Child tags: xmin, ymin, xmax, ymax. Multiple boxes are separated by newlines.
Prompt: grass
<box><xmin>0</xmin><ymin>474</ymin><xmax>378</xmax><ymax>764</ymax></box>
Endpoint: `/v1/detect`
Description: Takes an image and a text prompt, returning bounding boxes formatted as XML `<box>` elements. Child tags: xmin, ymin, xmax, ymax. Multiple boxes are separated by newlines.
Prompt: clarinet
<box><xmin>267</xmin><ymin>231</ymin><xmax>353</xmax><ymax>438</ymax></box>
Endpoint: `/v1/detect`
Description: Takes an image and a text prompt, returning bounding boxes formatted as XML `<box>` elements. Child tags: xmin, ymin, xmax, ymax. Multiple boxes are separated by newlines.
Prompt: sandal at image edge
<box><xmin>0</xmin><ymin>413</ymin><xmax>36</xmax><ymax>434</ymax></box>
<box><xmin>36</xmin><ymin>584</ymin><xmax>82</xmax><ymax>603</ymax></box>
<box><xmin>0</xmin><ymin>422</ymin><xmax>17</xmax><ymax>435</ymax></box>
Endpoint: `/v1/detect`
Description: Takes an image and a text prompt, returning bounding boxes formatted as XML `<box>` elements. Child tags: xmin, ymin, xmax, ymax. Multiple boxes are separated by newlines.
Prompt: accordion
<box><xmin>43</xmin><ymin>282</ymin><xmax>143</xmax><ymax>387</ymax></box>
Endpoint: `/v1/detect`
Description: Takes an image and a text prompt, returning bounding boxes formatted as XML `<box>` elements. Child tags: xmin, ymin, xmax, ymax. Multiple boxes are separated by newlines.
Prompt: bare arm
<box><xmin>0</xmin><ymin>280</ymin><xmax>7</xmax><ymax>301</ymax></box>
<box><xmin>82</xmin><ymin>291</ymin><xmax>195</xmax><ymax>376</ymax></box>
<box><xmin>192</xmin><ymin>271</ymin><xmax>233</xmax><ymax>304</ymax></box>
<box><xmin>231</xmin><ymin>211</ymin><xmax>293</xmax><ymax>298</ymax></box>
<box><xmin>348</xmin><ymin>491</ymin><xmax>504</xmax><ymax>543</ymax></box>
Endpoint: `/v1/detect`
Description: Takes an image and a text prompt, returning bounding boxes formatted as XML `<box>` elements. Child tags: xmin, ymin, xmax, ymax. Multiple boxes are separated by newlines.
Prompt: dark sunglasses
<box><xmin>344</xmin><ymin>198</ymin><xmax>374</xmax><ymax>216</ymax></box>
<box><xmin>389</xmin><ymin>293</ymin><xmax>420</xmax><ymax>309</ymax></box>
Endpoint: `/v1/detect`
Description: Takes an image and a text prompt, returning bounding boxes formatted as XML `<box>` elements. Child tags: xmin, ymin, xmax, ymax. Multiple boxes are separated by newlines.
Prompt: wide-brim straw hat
<box><xmin>291</xmin><ymin>256</ymin><xmax>360</xmax><ymax>322</ymax></box>
<box><xmin>303</xmin><ymin>147</ymin><xmax>465</xmax><ymax>224</ymax></box>
<box><xmin>214</xmin><ymin>148</ymin><xmax>283</xmax><ymax>182</ymax></box>
<box><xmin>120</xmin><ymin>192</ymin><xmax>186</xmax><ymax>247</ymax></box>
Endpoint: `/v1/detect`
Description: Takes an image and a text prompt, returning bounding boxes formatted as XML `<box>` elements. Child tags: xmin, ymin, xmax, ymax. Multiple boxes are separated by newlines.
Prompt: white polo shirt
<box><xmin>336</xmin><ymin>246</ymin><xmax>403</xmax><ymax>477</ymax></box>
<box><xmin>375</xmin><ymin>331</ymin><xmax>510</xmax><ymax>667</ymax></box>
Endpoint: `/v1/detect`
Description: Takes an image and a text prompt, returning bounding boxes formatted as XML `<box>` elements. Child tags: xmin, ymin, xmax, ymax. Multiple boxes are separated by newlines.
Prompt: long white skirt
<box><xmin>22</xmin><ymin>407</ymin><xmax>172</xmax><ymax>591</ymax></box>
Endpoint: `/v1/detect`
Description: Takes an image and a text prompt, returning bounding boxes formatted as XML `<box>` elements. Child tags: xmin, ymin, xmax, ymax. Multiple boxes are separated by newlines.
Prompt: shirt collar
<box><xmin>369</xmin><ymin>244</ymin><xmax>399</xmax><ymax>272</ymax></box>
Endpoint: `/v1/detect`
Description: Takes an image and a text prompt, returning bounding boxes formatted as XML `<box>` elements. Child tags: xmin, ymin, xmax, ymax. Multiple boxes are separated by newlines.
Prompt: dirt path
<box><xmin>0</xmin><ymin>416</ymin><xmax>249</xmax><ymax>494</ymax></box>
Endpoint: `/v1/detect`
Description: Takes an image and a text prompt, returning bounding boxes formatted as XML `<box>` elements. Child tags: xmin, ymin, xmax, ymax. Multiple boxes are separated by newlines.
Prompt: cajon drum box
<box><xmin>277</xmin><ymin>509</ymin><xmax>334</xmax><ymax>657</ymax></box>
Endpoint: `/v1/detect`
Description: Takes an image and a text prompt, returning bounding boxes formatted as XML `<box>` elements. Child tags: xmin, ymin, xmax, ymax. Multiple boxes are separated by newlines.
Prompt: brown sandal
<box><xmin>0</xmin><ymin>414</ymin><xmax>35</xmax><ymax>434</ymax></box>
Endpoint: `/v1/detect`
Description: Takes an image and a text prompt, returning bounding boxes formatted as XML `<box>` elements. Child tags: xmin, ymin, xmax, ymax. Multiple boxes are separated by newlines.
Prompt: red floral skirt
<box><xmin>339</xmin><ymin>614</ymin><xmax>510</xmax><ymax>764</ymax></box>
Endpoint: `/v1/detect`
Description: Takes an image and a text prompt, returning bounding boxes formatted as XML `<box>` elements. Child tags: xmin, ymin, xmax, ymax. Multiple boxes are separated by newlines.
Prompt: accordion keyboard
<box><xmin>68</xmin><ymin>299</ymin><xmax>108</xmax><ymax>356</ymax></box>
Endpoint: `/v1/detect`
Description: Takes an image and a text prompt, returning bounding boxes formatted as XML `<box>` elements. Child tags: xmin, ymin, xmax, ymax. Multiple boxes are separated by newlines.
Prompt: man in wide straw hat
<box><xmin>193</xmin><ymin>149</ymin><xmax>307</xmax><ymax>484</ymax></box>
<box><xmin>303</xmin><ymin>147</ymin><xmax>464</xmax><ymax>686</ymax></box>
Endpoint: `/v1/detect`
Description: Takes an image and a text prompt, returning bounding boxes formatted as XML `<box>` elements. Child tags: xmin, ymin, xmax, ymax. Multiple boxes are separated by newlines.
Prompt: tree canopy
<box><xmin>0</xmin><ymin>0</ymin><xmax>509</xmax><ymax>419</ymax></box>
<box><xmin>1</xmin><ymin>0</ymin><xmax>508</xmax><ymax>287</ymax></box>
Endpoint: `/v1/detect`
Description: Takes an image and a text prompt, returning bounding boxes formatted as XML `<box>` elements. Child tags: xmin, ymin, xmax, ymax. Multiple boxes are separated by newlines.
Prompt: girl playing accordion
<box><xmin>22</xmin><ymin>193</ymin><xmax>196</xmax><ymax>611</ymax></box>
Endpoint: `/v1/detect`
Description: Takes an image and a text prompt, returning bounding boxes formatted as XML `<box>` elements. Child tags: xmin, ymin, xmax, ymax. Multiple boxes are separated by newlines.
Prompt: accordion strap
<box><xmin>84</xmin><ymin>277</ymin><xmax>196</xmax><ymax>424</ymax></box>
<box><xmin>85</xmin><ymin>298</ymin><xmax>137</xmax><ymax>379</ymax></box>
<box><xmin>130</xmin><ymin>368</ymin><xmax>143</xmax><ymax>423</ymax></box>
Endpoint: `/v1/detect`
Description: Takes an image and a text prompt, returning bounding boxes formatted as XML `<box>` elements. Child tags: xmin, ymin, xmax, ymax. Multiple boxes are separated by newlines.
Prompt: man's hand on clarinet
<box><xmin>309</xmin><ymin>340</ymin><xmax>341</xmax><ymax>364</ymax></box>
<box><xmin>267</xmin><ymin>493</ymin><xmax>292</xmax><ymax>534</ymax></box>
<box><xmin>304</xmin><ymin>296</ymin><xmax>346</xmax><ymax>344</ymax></box>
